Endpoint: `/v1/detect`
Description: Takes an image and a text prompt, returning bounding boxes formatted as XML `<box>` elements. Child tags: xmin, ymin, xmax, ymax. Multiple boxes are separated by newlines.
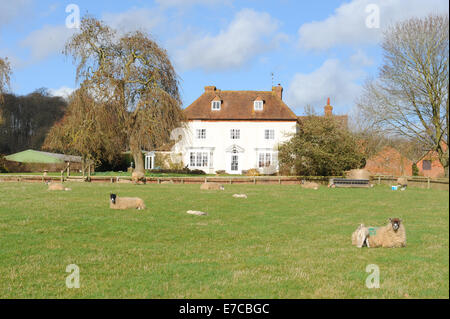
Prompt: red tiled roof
<box><xmin>184</xmin><ymin>87</ymin><xmax>297</xmax><ymax>121</ymax></box>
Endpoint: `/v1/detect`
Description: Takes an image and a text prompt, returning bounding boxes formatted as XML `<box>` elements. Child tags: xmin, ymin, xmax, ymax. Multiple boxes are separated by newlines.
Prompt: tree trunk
<box><xmin>130</xmin><ymin>141</ymin><xmax>144</xmax><ymax>175</ymax></box>
<box><xmin>437</xmin><ymin>146</ymin><xmax>449</xmax><ymax>178</ymax></box>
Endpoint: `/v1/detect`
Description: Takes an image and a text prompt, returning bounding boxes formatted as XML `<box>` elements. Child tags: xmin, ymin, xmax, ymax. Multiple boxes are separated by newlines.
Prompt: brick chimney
<box><xmin>324</xmin><ymin>97</ymin><xmax>333</xmax><ymax>116</ymax></box>
<box><xmin>205</xmin><ymin>86</ymin><xmax>216</xmax><ymax>93</ymax></box>
<box><xmin>272</xmin><ymin>84</ymin><xmax>283</xmax><ymax>100</ymax></box>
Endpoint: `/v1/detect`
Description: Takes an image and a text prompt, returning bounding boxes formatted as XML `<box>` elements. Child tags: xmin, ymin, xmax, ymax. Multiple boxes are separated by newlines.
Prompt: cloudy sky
<box><xmin>0</xmin><ymin>0</ymin><xmax>448</xmax><ymax>115</ymax></box>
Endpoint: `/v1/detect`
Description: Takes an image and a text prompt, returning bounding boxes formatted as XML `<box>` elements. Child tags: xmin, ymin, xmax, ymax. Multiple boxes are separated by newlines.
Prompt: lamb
<box><xmin>186</xmin><ymin>210</ymin><xmax>208</xmax><ymax>216</ymax></box>
<box><xmin>232</xmin><ymin>194</ymin><xmax>247</xmax><ymax>198</ymax></box>
<box><xmin>200</xmin><ymin>182</ymin><xmax>224</xmax><ymax>190</ymax></box>
<box><xmin>300</xmin><ymin>180</ymin><xmax>319</xmax><ymax>190</ymax></box>
<box><xmin>109</xmin><ymin>193</ymin><xmax>146</xmax><ymax>210</ymax></box>
<box><xmin>351</xmin><ymin>224</ymin><xmax>370</xmax><ymax>248</ymax></box>
<box><xmin>47</xmin><ymin>182</ymin><xmax>71</xmax><ymax>191</ymax></box>
<box><xmin>366</xmin><ymin>218</ymin><xmax>406</xmax><ymax>248</ymax></box>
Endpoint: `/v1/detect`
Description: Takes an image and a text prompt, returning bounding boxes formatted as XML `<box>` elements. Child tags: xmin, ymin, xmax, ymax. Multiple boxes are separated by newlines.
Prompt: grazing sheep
<box><xmin>366</xmin><ymin>218</ymin><xmax>406</xmax><ymax>248</ymax></box>
<box><xmin>109</xmin><ymin>194</ymin><xmax>146</xmax><ymax>210</ymax></box>
<box><xmin>232</xmin><ymin>194</ymin><xmax>247</xmax><ymax>198</ymax></box>
<box><xmin>47</xmin><ymin>182</ymin><xmax>71</xmax><ymax>191</ymax></box>
<box><xmin>301</xmin><ymin>180</ymin><xmax>319</xmax><ymax>190</ymax></box>
<box><xmin>131</xmin><ymin>171</ymin><xmax>146</xmax><ymax>184</ymax></box>
<box><xmin>186</xmin><ymin>210</ymin><xmax>207</xmax><ymax>216</ymax></box>
<box><xmin>397</xmin><ymin>177</ymin><xmax>408</xmax><ymax>187</ymax></box>
<box><xmin>200</xmin><ymin>182</ymin><xmax>224</xmax><ymax>190</ymax></box>
<box><xmin>351</xmin><ymin>224</ymin><xmax>370</xmax><ymax>248</ymax></box>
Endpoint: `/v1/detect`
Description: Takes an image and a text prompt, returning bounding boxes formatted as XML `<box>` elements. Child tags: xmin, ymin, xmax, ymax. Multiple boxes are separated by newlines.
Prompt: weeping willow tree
<box><xmin>62</xmin><ymin>16</ymin><xmax>185</xmax><ymax>174</ymax></box>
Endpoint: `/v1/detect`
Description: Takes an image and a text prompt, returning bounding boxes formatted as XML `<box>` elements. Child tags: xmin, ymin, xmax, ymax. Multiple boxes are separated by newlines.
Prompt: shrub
<box><xmin>412</xmin><ymin>163</ymin><xmax>419</xmax><ymax>176</ymax></box>
<box><xmin>245</xmin><ymin>168</ymin><xmax>260</xmax><ymax>176</ymax></box>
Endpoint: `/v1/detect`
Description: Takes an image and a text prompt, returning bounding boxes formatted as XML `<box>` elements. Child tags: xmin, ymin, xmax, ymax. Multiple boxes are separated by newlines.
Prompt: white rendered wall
<box><xmin>176</xmin><ymin>121</ymin><xmax>297</xmax><ymax>174</ymax></box>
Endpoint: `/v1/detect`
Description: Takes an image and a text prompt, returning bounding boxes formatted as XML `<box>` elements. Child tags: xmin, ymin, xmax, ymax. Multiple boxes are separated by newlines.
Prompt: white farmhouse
<box><xmin>173</xmin><ymin>85</ymin><xmax>298</xmax><ymax>174</ymax></box>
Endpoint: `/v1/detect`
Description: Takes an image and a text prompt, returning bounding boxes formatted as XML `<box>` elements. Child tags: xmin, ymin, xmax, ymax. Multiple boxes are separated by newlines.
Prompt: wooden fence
<box><xmin>0</xmin><ymin>174</ymin><xmax>448</xmax><ymax>190</ymax></box>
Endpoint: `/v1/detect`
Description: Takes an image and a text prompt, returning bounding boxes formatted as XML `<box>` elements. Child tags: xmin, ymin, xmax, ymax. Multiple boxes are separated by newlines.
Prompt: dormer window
<box><xmin>254</xmin><ymin>99</ymin><xmax>263</xmax><ymax>111</ymax></box>
<box><xmin>211</xmin><ymin>97</ymin><xmax>221</xmax><ymax>110</ymax></box>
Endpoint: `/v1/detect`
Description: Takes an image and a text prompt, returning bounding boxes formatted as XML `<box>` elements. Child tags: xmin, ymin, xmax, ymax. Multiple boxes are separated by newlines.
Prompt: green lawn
<box><xmin>0</xmin><ymin>182</ymin><xmax>448</xmax><ymax>298</ymax></box>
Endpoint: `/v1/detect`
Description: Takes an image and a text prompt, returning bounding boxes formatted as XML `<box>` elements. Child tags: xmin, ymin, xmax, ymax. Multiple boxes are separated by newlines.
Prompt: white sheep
<box><xmin>186</xmin><ymin>210</ymin><xmax>207</xmax><ymax>216</ymax></box>
<box><xmin>109</xmin><ymin>193</ymin><xmax>146</xmax><ymax>210</ymax></box>
<box><xmin>366</xmin><ymin>218</ymin><xmax>406</xmax><ymax>248</ymax></box>
<box><xmin>200</xmin><ymin>182</ymin><xmax>224</xmax><ymax>190</ymax></box>
<box><xmin>351</xmin><ymin>224</ymin><xmax>370</xmax><ymax>248</ymax></box>
<box><xmin>47</xmin><ymin>182</ymin><xmax>71</xmax><ymax>191</ymax></box>
<box><xmin>232</xmin><ymin>194</ymin><xmax>247</xmax><ymax>198</ymax></box>
<box><xmin>301</xmin><ymin>180</ymin><xmax>319</xmax><ymax>190</ymax></box>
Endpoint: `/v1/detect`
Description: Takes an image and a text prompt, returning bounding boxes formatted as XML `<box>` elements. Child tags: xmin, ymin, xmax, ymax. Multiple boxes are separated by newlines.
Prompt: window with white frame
<box><xmin>196</xmin><ymin>129</ymin><xmax>206</xmax><ymax>139</ymax></box>
<box><xmin>254</xmin><ymin>100</ymin><xmax>263</xmax><ymax>111</ymax></box>
<box><xmin>211</xmin><ymin>100</ymin><xmax>221</xmax><ymax>110</ymax></box>
<box><xmin>190</xmin><ymin>152</ymin><xmax>209</xmax><ymax>167</ymax></box>
<box><xmin>230</xmin><ymin>129</ymin><xmax>240</xmax><ymax>139</ymax></box>
<box><xmin>264</xmin><ymin>129</ymin><xmax>274</xmax><ymax>139</ymax></box>
<box><xmin>258</xmin><ymin>153</ymin><xmax>272</xmax><ymax>168</ymax></box>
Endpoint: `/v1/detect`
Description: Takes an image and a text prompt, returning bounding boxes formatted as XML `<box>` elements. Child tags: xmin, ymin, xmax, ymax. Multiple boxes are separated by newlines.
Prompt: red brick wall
<box><xmin>364</xmin><ymin>147</ymin><xmax>412</xmax><ymax>176</ymax></box>
<box><xmin>416</xmin><ymin>151</ymin><xmax>445</xmax><ymax>178</ymax></box>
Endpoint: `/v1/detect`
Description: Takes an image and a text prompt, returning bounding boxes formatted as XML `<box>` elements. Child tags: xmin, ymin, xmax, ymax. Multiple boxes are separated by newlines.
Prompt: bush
<box><xmin>245</xmin><ymin>168</ymin><xmax>260</xmax><ymax>176</ymax></box>
<box><xmin>149</xmin><ymin>167</ymin><xmax>205</xmax><ymax>175</ymax></box>
<box><xmin>412</xmin><ymin>163</ymin><xmax>419</xmax><ymax>176</ymax></box>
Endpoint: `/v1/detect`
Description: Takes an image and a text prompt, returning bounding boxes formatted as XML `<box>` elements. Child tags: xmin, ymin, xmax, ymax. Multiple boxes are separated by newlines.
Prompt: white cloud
<box><xmin>0</xmin><ymin>0</ymin><xmax>33</xmax><ymax>28</ymax></box>
<box><xmin>49</xmin><ymin>86</ymin><xmax>75</xmax><ymax>99</ymax></box>
<box><xmin>298</xmin><ymin>0</ymin><xmax>449</xmax><ymax>50</ymax></box>
<box><xmin>102</xmin><ymin>7</ymin><xmax>165</xmax><ymax>35</ymax></box>
<box><xmin>174</xmin><ymin>9</ymin><xmax>282</xmax><ymax>71</ymax></box>
<box><xmin>20</xmin><ymin>25</ymin><xmax>75</xmax><ymax>62</ymax></box>
<box><xmin>350</xmin><ymin>49</ymin><xmax>373</xmax><ymax>67</ymax></box>
<box><xmin>285</xmin><ymin>58</ymin><xmax>365</xmax><ymax>112</ymax></box>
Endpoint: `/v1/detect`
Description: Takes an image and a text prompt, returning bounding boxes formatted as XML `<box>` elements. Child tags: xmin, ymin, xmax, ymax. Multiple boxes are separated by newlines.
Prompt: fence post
<box><xmin>427</xmin><ymin>177</ymin><xmax>430</xmax><ymax>189</ymax></box>
<box><xmin>378</xmin><ymin>176</ymin><xmax>381</xmax><ymax>185</ymax></box>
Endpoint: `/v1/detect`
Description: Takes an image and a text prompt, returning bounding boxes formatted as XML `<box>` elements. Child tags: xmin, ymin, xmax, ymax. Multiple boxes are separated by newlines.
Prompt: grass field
<box><xmin>0</xmin><ymin>182</ymin><xmax>448</xmax><ymax>298</ymax></box>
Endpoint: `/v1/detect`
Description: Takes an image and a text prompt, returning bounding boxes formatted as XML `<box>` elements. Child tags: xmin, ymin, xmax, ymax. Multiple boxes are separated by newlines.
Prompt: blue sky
<box><xmin>0</xmin><ymin>0</ymin><xmax>448</xmax><ymax>116</ymax></box>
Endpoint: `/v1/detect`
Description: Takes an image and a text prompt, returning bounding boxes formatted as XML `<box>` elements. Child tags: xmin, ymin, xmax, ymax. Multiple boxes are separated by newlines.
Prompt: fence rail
<box><xmin>1</xmin><ymin>174</ymin><xmax>448</xmax><ymax>190</ymax></box>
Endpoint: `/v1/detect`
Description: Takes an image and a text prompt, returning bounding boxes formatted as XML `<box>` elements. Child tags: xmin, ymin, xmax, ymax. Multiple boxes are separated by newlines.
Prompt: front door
<box><xmin>230</xmin><ymin>154</ymin><xmax>239</xmax><ymax>173</ymax></box>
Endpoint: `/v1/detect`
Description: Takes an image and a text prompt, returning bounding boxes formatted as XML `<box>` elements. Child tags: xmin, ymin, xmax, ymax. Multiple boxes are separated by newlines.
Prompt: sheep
<box><xmin>301</xmin><ymin>180</ymin><xmax>319</xmax><ymax>190</ymax></box>
<box><xmin>232</xmin><ymin>194</ymin><xmax>247</xmax><ymax>198</ymax></box>
<box><xmin>47</xmin><ymin>182</ymin><xmax>71</xmax><ymax>191</ymax></box>
<box><xmin>131</xmin><ymin>171</ymin><xmax>146</xmax><ymax>184</ymax></box>
<box><xmin>351</xmin><ymin>224</ymin><xmax>370</xmax><ymax>248</ymax></box>
<box><xmin>200</xmin><ymin>182</ymin><xmax>224</xmax><ymax>190</ymax></box>
<box><xmin>109</xmin><ymin>193</ymin><xmax>146</xmax><ymax>210</ymax></box>
<box><xmin>366</xmin><ymin>218</ymin><xmax>406</xmax><ymax>248</ymax></box>
<box><xmin>397</xmin><ymin>177</ymin><xmax>408</xmax><ymax>187</ymax></box>
<box><xmin>186</xmin><ymin>210</ymin><xmax>207</xmax><ymax>216</ymax></box>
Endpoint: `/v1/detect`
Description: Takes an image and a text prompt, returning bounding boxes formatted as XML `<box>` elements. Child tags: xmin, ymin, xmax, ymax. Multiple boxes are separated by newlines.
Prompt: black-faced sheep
<box><xmin>109</xmin><ymin>194</ymin><xmax>146</xmax><ymax>210</ymax></box>
<box><xmin>366</xmin><ymin>218</ymin><xmax>406</xmax><ymax>248</ymax></box>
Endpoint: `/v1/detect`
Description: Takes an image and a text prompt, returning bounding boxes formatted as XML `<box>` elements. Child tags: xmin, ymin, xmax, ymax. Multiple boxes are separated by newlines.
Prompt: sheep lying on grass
<box><xmin>200</xmin><ymin>182</ymin><xmax>224</xmax><ymax>190</ymax></box>
<box><xmin>367</xmin><ymin>218</ymin><xmax>406</xmax><ymax>248</ymax></box>
<box><xmin>351</xmin><ymin>224</ymin><xmax>369</xmax><ymax>248</ymax></box>
<box><xmin>232</xmin><ymin>194</ymin><xmax>247</xmax><ymax>198</ymax></box>
<box><xmin>47</xmin><ymin>182</ymin><xmax>71</xmax><ymax>191</ymax></box>
<box><xmin>109</xmin><ymin>194</ymin><xmax>146</xmax><ymax>210</ymax></box>
<box><xmin>186</xmin><ymin>210</ymin><xmax>207</xmax><ymax>216</ymax></box>
<box><xmin>301</xmin><ymin>181</ymin><xmax>319</xmax><ymax>190</ymax></box>
<box><xmin>351</xmin><ymin>218</ymin><xmax>406</xmax><ymax>248</ymax></box>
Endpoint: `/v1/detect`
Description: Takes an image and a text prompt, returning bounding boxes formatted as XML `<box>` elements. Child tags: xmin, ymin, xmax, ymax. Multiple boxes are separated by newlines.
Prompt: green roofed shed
<box><xmin>5</xmin><ymin>150</ymin><xmax>81</xmax><ymax>164</ymax></box>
